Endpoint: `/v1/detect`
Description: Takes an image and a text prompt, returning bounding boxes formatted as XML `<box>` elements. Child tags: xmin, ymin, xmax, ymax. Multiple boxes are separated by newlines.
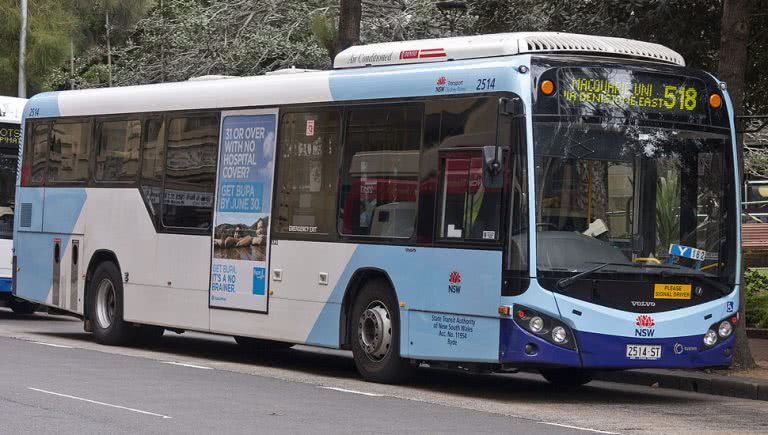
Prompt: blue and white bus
<box><xmin>14</xmin><ymin>32</ymin><xmax>740</xmax><ymax>384</ymax></box>
<box><xmin>1</xmin><ymin>96</ymin><xmax>38</xmax><ymax>314</ymax></box>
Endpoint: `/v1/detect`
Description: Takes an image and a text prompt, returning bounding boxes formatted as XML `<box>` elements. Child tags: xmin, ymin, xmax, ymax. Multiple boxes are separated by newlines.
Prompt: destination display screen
<box><xmin>0</xmin><ymin>123</ymin><xmax>20</xmax><ymax>148</ymax></box>
<box><xmin>557</xmin><ymin>67</ymin><xmax>708</xmax><ymax>118</ymax></box>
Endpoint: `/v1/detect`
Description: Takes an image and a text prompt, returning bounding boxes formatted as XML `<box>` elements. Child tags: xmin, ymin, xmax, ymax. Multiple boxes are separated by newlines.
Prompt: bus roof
<box><xmin>333</xmin><ymin>32</ymin><xmax>685</xmax><ymax>69</ymax></box>
<box><xmin>0</xmin><ymin>96</ymin><xmax>27</xmax><ymax>123</ymax></box>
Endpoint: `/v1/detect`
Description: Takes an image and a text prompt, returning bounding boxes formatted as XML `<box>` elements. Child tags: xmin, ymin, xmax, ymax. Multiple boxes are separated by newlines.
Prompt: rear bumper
<box><xmin>499</xmin><ymin>318</ymin><xmax>734</xmax><ymax>369</ymax></box>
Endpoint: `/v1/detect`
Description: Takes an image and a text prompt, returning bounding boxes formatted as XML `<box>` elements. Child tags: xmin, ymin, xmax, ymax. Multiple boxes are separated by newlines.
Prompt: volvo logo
<box><xmin>631</xmin><ymin>301</ymin><xmax>656</xmax><ymax>307</ymax></box>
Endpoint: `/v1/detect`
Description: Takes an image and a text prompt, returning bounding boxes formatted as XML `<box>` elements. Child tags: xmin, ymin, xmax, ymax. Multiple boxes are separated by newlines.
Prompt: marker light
<box><xmin>552</xmin><ymin>326</ymin><xmax>567</xmax><ymax>343</ymax></box>
<box><xmin>718</xmin><ymin>320</ymin><xmax>733</xmax><ymax>338</ymax></box>
<box><xmin>498</xmin><ymin>306</ymin><xmax>510</xmax><ymax>316</ymax></box>
<box><xmin>730</xmin><ymin>315</ymin><xmax>738</xmax><ymax>325</ymax></box>
<box><xmin>540</xmin><ymin>80</ymin><xmax>555</xmax><ymax>96</ymax></box>
<box><xmin>529</xmin><ymin>316</ymin><xmax>544</xmax><ymax>333</ymax></box>
<box><xmin>703</xmin><ymin>329</ymin><xmax>718</xmax><ymax>346</ymax></box>
<box><xmin>709</xmin><ymin>94</ymin><xmax>722</xmax><ymax>109</ymax></box>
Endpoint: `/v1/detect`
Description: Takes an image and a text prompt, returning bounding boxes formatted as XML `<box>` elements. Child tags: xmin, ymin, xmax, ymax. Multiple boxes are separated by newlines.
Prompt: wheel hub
<box><xmin>95</xmin><ymin>279</ymin><xmax>116</xmax><ymax>329</ymax></box>
<box><xmin>358</xmin><ymin>303</ymin><xmax>392</xmax><ymax>361</ymax></box>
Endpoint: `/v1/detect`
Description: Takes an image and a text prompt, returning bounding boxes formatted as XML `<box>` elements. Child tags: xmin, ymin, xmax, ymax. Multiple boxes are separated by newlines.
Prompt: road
<box><xmin>0</xmin><ymin>309</ymin><xmax>766</xmax><ymax>434</ymax></box>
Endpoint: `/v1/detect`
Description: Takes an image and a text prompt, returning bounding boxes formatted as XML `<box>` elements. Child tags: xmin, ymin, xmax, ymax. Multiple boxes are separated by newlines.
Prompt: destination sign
<box><xmin>0</xmin><ymin>123</ymin><xmax>20</xmax><ymax>147</ymax></box>
<box><xmin>557</xmin><ymin>68</ymin><xmax>708</xmax><ymax>117</ymax></box>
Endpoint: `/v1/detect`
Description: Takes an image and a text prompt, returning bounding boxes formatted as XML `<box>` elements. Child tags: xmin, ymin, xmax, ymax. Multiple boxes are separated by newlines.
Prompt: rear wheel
<box><xmin>350</xmin><ymin>279</ymin><xmax>412</xmax><ymax>383</ymax></box>
<box><xmin>234</xmin><ymin>336</ymin><xmax>293</xmax><ymax>351</ymax></box>
<box><xmin>539</xmin><ymin>368</ymin><xmax>594</xmax><ymax>386</ymax></box>
<box><xmin>88</xmin><ymin>262</ymin><xmax>135</xmax><ymax>345</ymax></box>
<box><xmin>9</xmin><ymin>298</ymin><xmax>37</xmax><ymax>315</ymax></box>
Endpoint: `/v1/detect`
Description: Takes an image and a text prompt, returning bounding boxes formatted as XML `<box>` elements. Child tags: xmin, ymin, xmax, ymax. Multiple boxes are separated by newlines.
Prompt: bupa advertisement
<box><xmin>209</xmin><ymin>109</ymin><xmax>277</xmax><ymax>312</ymax></box>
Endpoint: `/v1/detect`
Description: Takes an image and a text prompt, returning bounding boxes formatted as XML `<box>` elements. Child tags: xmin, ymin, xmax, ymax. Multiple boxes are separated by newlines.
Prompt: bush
<box><xmin>745</xmin><ymin>268</ymin><xmax>768</xmax><ymax>328</ymax></box>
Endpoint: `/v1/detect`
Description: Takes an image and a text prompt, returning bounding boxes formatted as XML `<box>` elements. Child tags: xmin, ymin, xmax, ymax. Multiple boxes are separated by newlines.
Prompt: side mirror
<box><xmin>483</xmin><ymin>145</ymin><xmax>504</xmax><ymax>189</ymax></box>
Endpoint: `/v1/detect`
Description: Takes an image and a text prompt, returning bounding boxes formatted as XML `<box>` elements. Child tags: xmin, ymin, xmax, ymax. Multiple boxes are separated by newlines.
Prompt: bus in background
<box><xmin>0</xmin><ymin>96</ymin><xmax>36</xmax><ymax>314</ymax></box>
<box><xmin>14</xmin><ymin>33</ymin><xmax>740</xmax><ymax>385</ymax></box>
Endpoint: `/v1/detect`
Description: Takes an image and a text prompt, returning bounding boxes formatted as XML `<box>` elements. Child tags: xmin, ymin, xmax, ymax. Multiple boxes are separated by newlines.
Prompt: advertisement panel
<box><xmin>209</xmin><ymin>109</ymin><xmax>277</xmax><ymax>312</ymax></box>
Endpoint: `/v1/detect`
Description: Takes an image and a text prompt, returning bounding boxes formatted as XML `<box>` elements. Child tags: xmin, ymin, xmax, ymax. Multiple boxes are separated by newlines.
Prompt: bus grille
<box><xmin>19</xmin><ymin>203</ymin><xmax>32</xmax><ymax>228</ymax></box>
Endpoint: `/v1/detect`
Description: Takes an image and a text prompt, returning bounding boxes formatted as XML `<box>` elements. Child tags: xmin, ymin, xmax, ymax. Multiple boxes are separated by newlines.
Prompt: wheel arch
<box><xmin>338</xmin><ymin>267</ymin><xmax>398</xmax><ymax>350</ymax></box>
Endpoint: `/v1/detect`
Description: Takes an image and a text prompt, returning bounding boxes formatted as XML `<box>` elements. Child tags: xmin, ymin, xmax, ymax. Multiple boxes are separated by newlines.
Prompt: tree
<box><xmin>719</xmin><ymin>0</ymin><xmax>757</xmax><ymax>370</ymax></box>
<box><xmin>0</xmin><ymin>0</ymin><xmax>76</xmax><ymax>95</ymax></box>
<box><xmin>312</xmin><ymin>0</ymin><xmax>362</xmax><ymax>61</ymax></box>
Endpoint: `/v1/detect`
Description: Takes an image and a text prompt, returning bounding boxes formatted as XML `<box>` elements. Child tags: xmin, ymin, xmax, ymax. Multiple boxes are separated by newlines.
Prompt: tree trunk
<box><xmin>333</xmin><ymin>0</ymin><xmax>362</xmax><ymax>59</ymax></box>
<box><xmin>718</xmin><ymin>0</ymin><xmax>756</xmax><ymax>370</ymax></box>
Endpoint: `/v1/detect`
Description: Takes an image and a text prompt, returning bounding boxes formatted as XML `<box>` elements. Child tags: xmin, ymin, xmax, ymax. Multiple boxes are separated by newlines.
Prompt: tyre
<box><xmin>88</xmin><ymin>262</ymin><xmax>135</xmax><ymax>345</ymax></box>
<box><xmin>234</xmin><ymin>336</ymin><xmax>293</xmax><ymax>351</ymax></box>
<box><xmin>350</xmin><ymin>278</ymin><xmax>412</xmax><ymax>383</ymax></box>
<box><xmin>9</xmin><ymin>298</ymin><xmax>38</xmax><ymax>315</ymax></box>
<box><xmin>539</xmin><ymin>368</ymin><xmax>594</xmax><ymax>386</ymax></box>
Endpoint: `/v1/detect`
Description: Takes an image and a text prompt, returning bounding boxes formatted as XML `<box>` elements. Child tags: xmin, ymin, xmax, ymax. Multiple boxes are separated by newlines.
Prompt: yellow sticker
<box><xmin>654</xmin><ymin>283</ymin><xmax>692</xmax><ymax>300</ymax></box>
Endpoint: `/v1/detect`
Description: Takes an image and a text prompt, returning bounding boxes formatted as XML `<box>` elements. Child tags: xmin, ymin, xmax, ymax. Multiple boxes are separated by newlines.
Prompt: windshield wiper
<box><xmin>556</xmin><ymin>263</ymin><xmax>611</xmax><ymax>291</ymax></box>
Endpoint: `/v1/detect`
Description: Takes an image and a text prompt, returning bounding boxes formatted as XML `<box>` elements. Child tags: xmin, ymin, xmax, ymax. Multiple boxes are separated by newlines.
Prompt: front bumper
<box><xmin>499</xmin><ymin>318</ymin><xmax>734</xmax><ymax>368</ymax></box>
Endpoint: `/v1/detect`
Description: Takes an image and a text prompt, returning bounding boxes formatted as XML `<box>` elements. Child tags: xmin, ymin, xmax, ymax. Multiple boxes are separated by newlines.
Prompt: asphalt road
<box><xmin>1</xmin><ymin>309</ymin><xmax>767</xmax><ymax>434</ymax></box>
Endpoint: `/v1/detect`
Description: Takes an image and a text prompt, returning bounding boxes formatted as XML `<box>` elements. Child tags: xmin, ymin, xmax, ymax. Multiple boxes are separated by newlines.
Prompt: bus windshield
<box><xmin>534</xmin><ymin>120</ymin><xmax>734</xmax><ymax>281</ymax></box>
<box><xmin>0</xmin><ymin>122</ymin><xmax>19</xmax><ymax>240</ymax></box>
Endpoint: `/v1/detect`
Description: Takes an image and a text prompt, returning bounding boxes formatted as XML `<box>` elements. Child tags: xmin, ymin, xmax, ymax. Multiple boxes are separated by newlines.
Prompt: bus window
<box><xmin>276</xmin><ymin>110</ymin><xmax>340</xmax><ymax>237</ymax></box>
<box><xmin>96</xmin><ymin>119</ymin><xmax>141</xmax><ymax>181</ymax></box>
<box><xmin>338</xmin><ymin>105</ymin><xmax>422</xmax><ymax>238</ymax></box>
<box><xmin>0</xmin><ymin>122</ymin><xmax>19</xmax><ymax>239</ymax></box>
<box><xmin>29</xmin><ymin>122</ymin><xmax>50</xmax><ymax>185</ymax></box>
<box><xmin>49</xmin><ymin>121</ymin><xmax>90</xmax><ymax>183</ymax></box>
<box><xmin>162</xmin><ymin>114</ymin><xmax>218</xmax><ymax>230</ymax></box>
<box><xmin>141</xmin><ymin>118</ymin><xmax>165</xmax><ymax>219</ymax></box>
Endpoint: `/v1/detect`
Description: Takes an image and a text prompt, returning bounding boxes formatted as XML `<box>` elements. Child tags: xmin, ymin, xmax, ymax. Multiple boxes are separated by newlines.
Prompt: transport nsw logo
<box><xmin>448</xmin><ymin>271</ymin><xmax>462</xmax><ymax>294</ymax></box>
<box><xmin>635</xmin><ymin>314</ymin><xmax>655</xmax><ymax>337</ymax></box>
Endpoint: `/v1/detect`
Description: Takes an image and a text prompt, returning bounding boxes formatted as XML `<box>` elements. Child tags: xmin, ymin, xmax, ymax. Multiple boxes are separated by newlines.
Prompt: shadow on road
<box><xmin>31</xmin><ymin>328</ymin><xmax>703</xmax><ymax>406</ymax></box>
<box><xmin>0</xmin><ymin>309</ymin><xmax>77</xmax><ymax>322</ymax></box>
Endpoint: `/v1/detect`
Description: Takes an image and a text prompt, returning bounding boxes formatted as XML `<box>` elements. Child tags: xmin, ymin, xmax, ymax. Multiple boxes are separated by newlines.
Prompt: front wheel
<box><xmin>539</xmin><ymin>368</ymin><xmax>594</xmax><ymax>386</ymax></box>
<box><xmin>350</xmin><ymin>279</ymin><xmax>412</xmax><ymax>384</ymax></box>
<box><xmin>88</xmin><ymin>262</ymin><xmax>135</xmax><ymax>346</ymax></box>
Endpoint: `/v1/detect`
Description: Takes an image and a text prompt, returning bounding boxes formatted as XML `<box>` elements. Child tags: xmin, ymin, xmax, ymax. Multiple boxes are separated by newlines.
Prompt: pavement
<box><xmin>1</xmin><ymin>309</ymin><xmax>768</xmax><ymax>434</ymax></box>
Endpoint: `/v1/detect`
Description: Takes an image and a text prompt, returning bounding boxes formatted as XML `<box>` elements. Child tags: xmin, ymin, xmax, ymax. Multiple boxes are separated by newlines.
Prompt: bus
<box><xmin>1</xmin><ymin>96</ymin><xmax>37</xmax><ymax>314</ymax></box>
<box><xmin>14</xmin><ymin>32</ymin><xmax>740</xmax><ymax>385</ymax></box>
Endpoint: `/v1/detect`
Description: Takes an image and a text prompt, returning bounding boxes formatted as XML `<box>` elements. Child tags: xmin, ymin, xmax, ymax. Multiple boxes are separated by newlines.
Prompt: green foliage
<box><xmin>745</xmin><ymin>268</ymin><xmax>768</xmax><ymax>297</ymax></box>
<box><xmin>746</xmin><ymin>268</ymin><xmax>768</xmax><ymax>328</ymax></box>
<box><xmin>656</xmin><ymin>174</ymin><xmax>681</xmax><ymax>252</ymax></box>
<box><xmin>0</xmin><ymin>0</ymin><xmax>77</xmax><ymax>95</ymax></box>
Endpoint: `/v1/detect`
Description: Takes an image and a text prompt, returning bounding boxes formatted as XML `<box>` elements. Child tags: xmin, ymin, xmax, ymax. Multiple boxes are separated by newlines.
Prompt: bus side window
<box><xmin>140</xmin><ymin>118</ymin><xmax>165</xmax><ymax>220</ymax></box>
<box><xmin>96</xmin><ymin>119</ymin><xmax>141</xmax><ymax>182</ymax></box>
<box><xmin>161</xmin><ymin>114</ymin><xmax>218</xmax><ymax>230</ymax></box>
<box><xmin>48</xmin><ymin>121</ymin><xmax>90</xmax><ymax>184</ymax></box>
<box><xmin>338</xmin><ymin>105</ymin><xmax>422</xmax><ymax>238</ymax></box>
<box><xmin>275</xmin><ymin>110</ymin><xmax>341</xmax><ymax>238</ymax></box>
<box><xmin>29</xmin><ymin>122</ymin><xmax>50</xmax><ymax>185</ymax></box>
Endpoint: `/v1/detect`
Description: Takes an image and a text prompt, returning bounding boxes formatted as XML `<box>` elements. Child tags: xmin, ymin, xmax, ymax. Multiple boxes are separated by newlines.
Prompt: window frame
<box><xmin>336</xmin><ymin>102</ymin><xmax>425</xmax><ymax>241</ymax></box>
<box><xmin>159</xmin><ymin>111</ymin><xmax>220</xmax><ymax>234</ymax></box>
<box><xmin>273</xmin><ymin>106</ymin><xmax>343</xmax><ymax>242</ymax></box>
<box><xmin>46</xmin><ymin>117</ymin><xmax>93</xmax><ymax>186</ymax></box>
<box><xmin>93</xmin><ymin>116</ymin><xmax>143</xmax><ymax>184</ymax></box>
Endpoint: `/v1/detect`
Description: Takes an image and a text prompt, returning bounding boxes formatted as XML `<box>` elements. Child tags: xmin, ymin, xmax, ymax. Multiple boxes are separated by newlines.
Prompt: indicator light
<box><xmin>540</xmin><ymin>79</ymin><xmax>555</xmax><ymax>96</ymax></box>
<box><xmin>498</xmin><ymin>306</ymin><xmax>510</xmax><ymax>316</ymax></box>
<box><xmin>709</xmin><ymin>93</ymin><xmax>722</xmax><ymax>109</ymax></box>
<box><xmin>517</xmin><ymin>310</ymin><xmax>526</xmax><ymax>319</ymax></box>
<box><xmin>730</xmin><ymin>316</ymin><xmax>738</xmax><ymax>324</ymax></box>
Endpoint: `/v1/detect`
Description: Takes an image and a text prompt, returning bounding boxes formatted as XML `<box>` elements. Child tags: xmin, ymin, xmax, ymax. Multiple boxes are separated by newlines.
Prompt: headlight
<box><xmin>703</xmin><ymin>329</ymin><xmax>718</xmax><ymax>346</ymax></box>
<box><xmin>718</xmin><ymin>320</ymin><xmax>733</xmax><ymax>338</ymax></box>
<box><xmin>552</xmin><ymin>326</ymin><xmax>567</xmax><ymax>343</ymax></box>
<box><xmin>529</xmin><ymin>316</ymin><xmax>544</xmax><ymax>333</ymax></box>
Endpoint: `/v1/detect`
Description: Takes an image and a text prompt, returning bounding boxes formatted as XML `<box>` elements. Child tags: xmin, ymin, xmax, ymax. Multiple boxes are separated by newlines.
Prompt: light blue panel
<box><xmin>306</xmin><ymin>244</ymin><xmax>503</xmax><ymax>355</ymax></box>
<box><xmin>408</xmin><ymin>311</ymin><xmax>499</xmax><ymax>362</ymax></box>
<box><xmin>23</xmin><ymin>92</ymin><xmax>61</xmax><ymax>119</ymax></box>
<box><xmin>15</xmin><ymin>231</ymin><xmax>54</xmax><ymax>303</ymax></box>
<box><xmin>552</xmin><ymin>287</ymin><xmax>738</xmax><ymax>339</ymax></box>
<box><xmin>42</xmin><ymin>188</ymin><xmax>87</xmax><ymax>234</ymax></box>
<box><xmin>329</xmin><ymin>57</ymin><xmax>526</xmax><ymax>101</ymax></box>
<box><xmin>15</xmin><ymin>187</ymin><xmax>44</xmax><ymax>233</ymax></box>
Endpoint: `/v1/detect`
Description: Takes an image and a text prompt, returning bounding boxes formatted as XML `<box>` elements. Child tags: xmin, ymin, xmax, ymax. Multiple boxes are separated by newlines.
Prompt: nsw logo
<box><xmin>448</xmin><ymin>271</ymin><xmax>461</xmax><ymax>294</ymax></box>
<box><xmin>634</xmin><ymin>314</ymin><xmax>655</xmax><ymax>337</ymax></box>
<box><xmin>435</xmin><ymin>76</ymin><xmax>447</xmax><ymax>92</ymax></box>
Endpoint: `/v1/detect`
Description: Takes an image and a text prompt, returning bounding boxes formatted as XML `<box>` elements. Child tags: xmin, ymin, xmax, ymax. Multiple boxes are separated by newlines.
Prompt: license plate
<box><xmin>626</xmin><ymin>344</ymin><xmax>662</xmax><ymax>360</ymax></box>
<box><xmin>654</xmin><ymin>283</ymin><xmax>691</xmax><ymax>300</ymax></box>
